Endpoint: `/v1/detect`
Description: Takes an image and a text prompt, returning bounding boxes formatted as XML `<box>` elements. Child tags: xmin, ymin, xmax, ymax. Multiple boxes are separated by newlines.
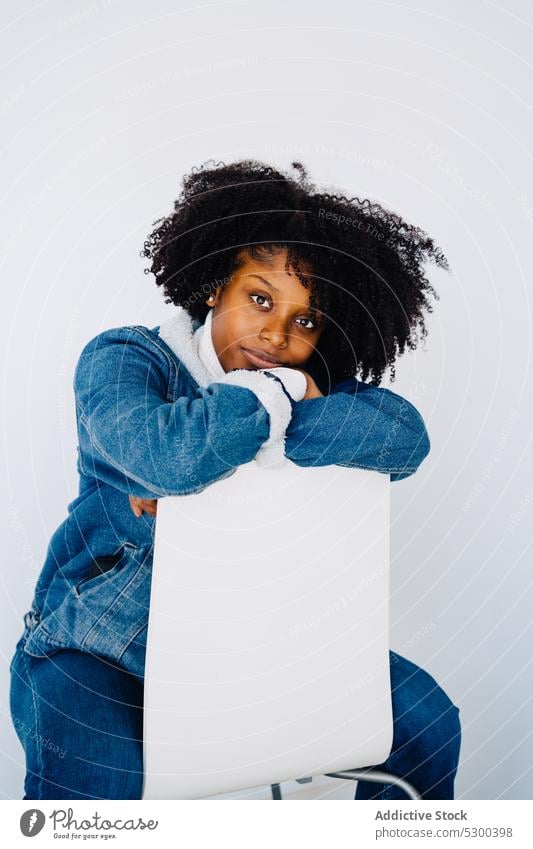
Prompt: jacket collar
<box><xmin>194</xmin><ymin>308</ymin><xmax>226</xmax><ymax>381</ymax></box>
<box><xmin>156</xmin><ymin>306</ymin><xmax>223</xmax><ymax>387</ymax></box>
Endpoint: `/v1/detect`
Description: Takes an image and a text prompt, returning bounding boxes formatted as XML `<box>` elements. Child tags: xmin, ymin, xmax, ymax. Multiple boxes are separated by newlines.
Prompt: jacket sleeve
<box><xmin>74</xmin><ymin>328</ymin><xmax>295</xmax><ymax>497</ymax></box>
<box><xmin>283</xmin><ymin>377</ymin><xmax>430</xmax><ymax>481</ymax></box>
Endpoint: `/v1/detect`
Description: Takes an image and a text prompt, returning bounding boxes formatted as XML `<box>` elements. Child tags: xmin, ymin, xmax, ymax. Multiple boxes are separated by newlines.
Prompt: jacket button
<box><xmin>24</xmin><ymin>608</ymin><xmax>40</xmax><ymax>628</ymax></box>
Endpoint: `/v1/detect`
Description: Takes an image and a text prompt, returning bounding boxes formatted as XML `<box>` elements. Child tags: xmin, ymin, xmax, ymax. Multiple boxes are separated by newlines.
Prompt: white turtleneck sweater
<box><xmin>191</xmin><ymin>307</ymin><xmax>226</xmax><ymax>381</ymax></box>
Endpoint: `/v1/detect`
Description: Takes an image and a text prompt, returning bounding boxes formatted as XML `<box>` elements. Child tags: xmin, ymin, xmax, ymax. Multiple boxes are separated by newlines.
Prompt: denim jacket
<box><xmin>20</xmin><ymin>307</ymin><xmax>430</xmax><ymax>679</ymax></box>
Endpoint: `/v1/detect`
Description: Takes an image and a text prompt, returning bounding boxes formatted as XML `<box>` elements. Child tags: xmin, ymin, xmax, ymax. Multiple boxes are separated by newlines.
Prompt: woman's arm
<box><xmin>283</xmin><ymin>377</ymin><xmax>430</xmax><ymax>480</ymax></box>
<box><xmin>129</xmin><ymin>375</ymin><xmax>429</xmax><ymax>515</ymax></box>
<box><xmin>74</xmin><ymin>326</ymin><xmax>296</xmax><ymax>498</ymax></box>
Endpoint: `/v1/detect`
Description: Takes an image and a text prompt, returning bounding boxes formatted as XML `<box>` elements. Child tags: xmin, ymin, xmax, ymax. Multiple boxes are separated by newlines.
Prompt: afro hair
<box><xmin>141</xmin><ymin>158</ymin><xmax>449</xmax><ymax>388</ymax></box>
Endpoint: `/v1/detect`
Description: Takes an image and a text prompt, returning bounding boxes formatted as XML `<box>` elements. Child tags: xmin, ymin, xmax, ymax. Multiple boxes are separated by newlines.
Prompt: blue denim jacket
<box><xmin>20</xmin><ymin>308</ymin><xmax>430</xmax><ymax>679</ymax></box>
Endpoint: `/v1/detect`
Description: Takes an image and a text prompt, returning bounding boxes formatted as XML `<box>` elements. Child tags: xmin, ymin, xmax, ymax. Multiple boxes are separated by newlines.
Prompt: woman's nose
<box><xmin>260</xmin><ymin>322</ymin><xmax>289</xmax><ymax>347</ymax></box>
<box><xmin>259</xmin><ymin>329</ymin><xmax>287</xmax><ymax>348</ymax></box>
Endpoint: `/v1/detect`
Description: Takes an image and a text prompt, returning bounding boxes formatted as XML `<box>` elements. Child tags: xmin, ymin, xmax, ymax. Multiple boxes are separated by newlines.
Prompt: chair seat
<box><xmin>142</xmin><ymin>460</ymin><xmax>393</xmax><ymax>799</ymax></box>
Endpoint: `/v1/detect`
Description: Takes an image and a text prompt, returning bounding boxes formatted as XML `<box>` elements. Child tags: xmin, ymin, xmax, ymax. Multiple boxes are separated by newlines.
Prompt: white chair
<box><xmin>141</xmin><ymin>459</ymin><xmax>420</xmax><ymax>800</ymax></box>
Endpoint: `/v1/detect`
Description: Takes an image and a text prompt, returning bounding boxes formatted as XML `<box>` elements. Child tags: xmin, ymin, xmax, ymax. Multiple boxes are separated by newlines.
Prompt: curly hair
<box><xmin>141</xmin><ymin>158</ymin><xmax>449</xmax><ymax>387</ymax></box>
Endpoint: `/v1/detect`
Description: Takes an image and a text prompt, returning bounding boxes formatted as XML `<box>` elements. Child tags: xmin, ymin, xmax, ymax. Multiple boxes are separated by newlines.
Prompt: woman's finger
<box><xmin>129</xmin><ymin>495</ymin><xmax>142</xmax><ymax>517</ymax></box>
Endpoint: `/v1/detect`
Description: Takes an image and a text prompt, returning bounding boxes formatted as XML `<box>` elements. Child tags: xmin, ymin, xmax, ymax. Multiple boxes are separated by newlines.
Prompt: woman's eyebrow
<box><xmin>247</xmin><ymin>273</ymin><xmax>317</xmax><ymax>317</ymax></box>
<box><xmin>247</xmin><ymin>274</ymin><xmax>280</xmax><ymax>293</ymax></box>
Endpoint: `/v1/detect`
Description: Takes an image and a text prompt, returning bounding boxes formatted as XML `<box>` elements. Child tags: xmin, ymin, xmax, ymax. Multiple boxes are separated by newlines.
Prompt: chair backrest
<box><xmin>142</xmin><ymin>460</ymin><xmax>393</xmax><ymax>799</ymax></box>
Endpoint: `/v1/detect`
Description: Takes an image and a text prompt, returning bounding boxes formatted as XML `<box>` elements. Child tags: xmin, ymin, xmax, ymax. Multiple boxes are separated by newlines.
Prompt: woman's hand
<box><xmin>129</xmin><ymin>495</ymin><xmax>158</xmax><ymax>517</ymax></box>
<box><xmin>291</xmin><ymin>369</ymin><xmax>324</xmax><ymax>400</ymax></box>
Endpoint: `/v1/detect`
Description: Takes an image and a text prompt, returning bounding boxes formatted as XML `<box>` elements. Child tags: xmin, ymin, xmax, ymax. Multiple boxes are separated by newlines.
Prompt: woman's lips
<box><xmin>241</xmin><ymin>347</ymin><xmax>283</xmax><ymax>369</ymax></box>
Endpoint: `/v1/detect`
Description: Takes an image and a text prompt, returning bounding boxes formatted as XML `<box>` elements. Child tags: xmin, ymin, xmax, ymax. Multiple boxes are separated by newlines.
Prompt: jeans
<box><xmin>354</xmin><ymin>650</ymin><xmax>461</xmax><ymax>800</ymax></box>
<box><xmin>10</xmin><ymin>633</ymin><xmax>461</xmax><ymax>800</ymax></box>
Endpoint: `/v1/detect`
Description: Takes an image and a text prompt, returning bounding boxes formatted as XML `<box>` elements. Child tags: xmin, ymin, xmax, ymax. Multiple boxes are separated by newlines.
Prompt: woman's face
<box><xmin>208</xmin><ymin>248</ymin><xmax>324</xmax><ymax>373</ymax></box>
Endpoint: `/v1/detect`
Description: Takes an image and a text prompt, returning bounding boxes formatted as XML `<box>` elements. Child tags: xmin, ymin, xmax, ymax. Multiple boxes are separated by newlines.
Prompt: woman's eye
<box><xmin>250</xmin><ymin>294</ymin><xmax>315</xmax><ymax>330</ymax></box>
<box><xmin>250</xmin><ymin>293</ymin><xmax>270</xmax><ymax>308</ymax></box>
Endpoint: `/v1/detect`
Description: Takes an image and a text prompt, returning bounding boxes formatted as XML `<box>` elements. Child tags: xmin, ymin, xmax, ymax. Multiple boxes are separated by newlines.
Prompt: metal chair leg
<box><xmin>270</xmin><ymin>770</ymin><xmax>420</xmax><ymax>800</ymax></box>
<box><xmin>325</xmin><ymin>768</ymin><xmax>421</xmax><ymax>800</ymax></box>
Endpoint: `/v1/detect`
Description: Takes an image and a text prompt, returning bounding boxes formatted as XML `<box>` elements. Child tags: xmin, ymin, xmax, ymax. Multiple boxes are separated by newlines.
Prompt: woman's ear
<box><xmin>205</xmin><ymin>285</ymin><xmax>223</xmax><ymax>308</ymax></box>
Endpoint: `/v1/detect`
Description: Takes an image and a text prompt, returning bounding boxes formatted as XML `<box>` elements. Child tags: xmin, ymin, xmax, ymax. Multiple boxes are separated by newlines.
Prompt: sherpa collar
<box><xmin>195</xmin><ymin>307</ymin><xmax>226</xmax><ymax>381</ymax></box>
<box><xmin>156</xmin><ymin>306</ymin><xmax>214</xmax><ymax>387</ymax></box>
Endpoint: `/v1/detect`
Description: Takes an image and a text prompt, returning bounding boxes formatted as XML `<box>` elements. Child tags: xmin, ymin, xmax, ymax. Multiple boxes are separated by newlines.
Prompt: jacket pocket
<box><xmin>23</xmin><ymin>543</ymin><xmax>153</xmax><ymax>666</ymax></box>
<box><xmin>74</xmin><ymin>543</ymin><xmax>135</xmax><ymax>596</ymax></box>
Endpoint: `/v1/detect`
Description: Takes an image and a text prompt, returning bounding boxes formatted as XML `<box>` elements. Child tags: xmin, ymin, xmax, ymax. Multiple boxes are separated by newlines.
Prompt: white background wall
<box><xmin>1</xmin><ymin>0</ymin><xmax>532</xmax><ymax>800</ymax></box>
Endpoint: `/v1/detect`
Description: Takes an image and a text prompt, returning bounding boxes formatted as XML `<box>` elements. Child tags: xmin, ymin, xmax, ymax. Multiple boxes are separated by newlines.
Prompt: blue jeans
<box><xmin>10</xmin><ymin>633</ymin><xmax>461</xmax><ymax>800</ymax></box>
<box><xmin>353</xmin><ymin>650</ymin><xmax>461</xmax><ymax>800</ymax></box>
